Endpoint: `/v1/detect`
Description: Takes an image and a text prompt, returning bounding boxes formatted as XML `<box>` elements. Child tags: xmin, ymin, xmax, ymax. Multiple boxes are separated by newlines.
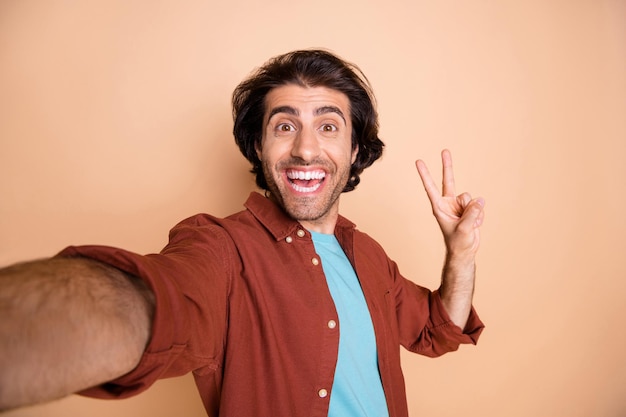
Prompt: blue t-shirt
<box><xmin>310</xmin><ymin>231</ymin><xmax>389</xmax><ymax>417</ymax></box>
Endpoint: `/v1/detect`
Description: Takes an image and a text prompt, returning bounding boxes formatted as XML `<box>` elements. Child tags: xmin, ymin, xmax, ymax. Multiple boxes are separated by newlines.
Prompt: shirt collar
<box><xmin>243</xmin><ymin>192</ymin><xmax>356</xmax><ymax>241</ymax></box>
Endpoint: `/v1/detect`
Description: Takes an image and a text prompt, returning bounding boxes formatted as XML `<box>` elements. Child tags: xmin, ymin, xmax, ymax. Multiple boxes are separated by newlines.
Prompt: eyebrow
<box><xmin>267</xmin><ymin>106</ymin><xmax>299</xmax><ymax>121</ymax></box>
<box><xmin>267</xmin><ymin>105</ymin><xmax>347</xmax><ymax>125</ymax></box>
<box><xmin>315</xmin><ymin>106</ymin><xmax>347</xmax><ymax>125</ymax></box>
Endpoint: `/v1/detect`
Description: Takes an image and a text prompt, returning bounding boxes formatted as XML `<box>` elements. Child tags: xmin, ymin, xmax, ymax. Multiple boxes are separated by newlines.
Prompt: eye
<box><xmin>320</xmin><ymin>124</ymin><xmax>337</xmax><ymax>133</ymax></box>
<box><xmin>275</xmin><ymin>123</ymin><xmax>296</xmax><ymax>133</ymax></box>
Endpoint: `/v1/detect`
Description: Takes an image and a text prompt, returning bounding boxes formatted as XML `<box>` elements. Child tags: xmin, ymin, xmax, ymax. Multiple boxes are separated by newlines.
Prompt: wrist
<box><xmin>445</xmin><ymin>249</ymin><xmax>476</xmax><ymax>268</ymax></box>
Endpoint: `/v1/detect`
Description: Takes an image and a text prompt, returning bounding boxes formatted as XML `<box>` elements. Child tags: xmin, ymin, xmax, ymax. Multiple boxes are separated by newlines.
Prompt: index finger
<box><xmin>415</xmin><ymin>159</ymin><xmax>441</xmax><ymax>204</ymax></box>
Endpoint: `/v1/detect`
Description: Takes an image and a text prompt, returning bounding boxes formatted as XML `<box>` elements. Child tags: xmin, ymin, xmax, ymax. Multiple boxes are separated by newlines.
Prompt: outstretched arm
<box><xmin>415</xmin><ymin>149</ymin><xmax>485</xmax><ymax>330</ymax></box>
<box><xmin>0</xmin><ymin>257</ymin><xmax>154</xmax><ymax>411</ymax></box>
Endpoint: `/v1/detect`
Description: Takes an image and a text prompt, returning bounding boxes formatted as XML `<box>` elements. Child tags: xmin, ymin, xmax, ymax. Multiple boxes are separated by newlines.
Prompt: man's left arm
<box><xmin>415</xmin><ymin>149</ymin><xmax>485</xmax><ymax>330</ymax></box>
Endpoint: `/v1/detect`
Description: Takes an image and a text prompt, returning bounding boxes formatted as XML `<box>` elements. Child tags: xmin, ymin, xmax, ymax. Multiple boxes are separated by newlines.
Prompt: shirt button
<box><xmin>327</xmin><ymin>320</ymin><xmax>337</xmax><ymax>329</ymax></box>
<box><xmin>297</xmin><ymin>229</ymin><xmax>306</xmax><ymax>238</ymax></box>
<box><xmin>285</xmin><ymin>236</ymin><xmax>293</xmax><ymax>243</ymax></box>
<box><xmin>311</xmin><ymin>258</ymin><xmax>319</xmax><ymax>266</ymax></box>
<box><xmin>318</xmin><ymin>388</ymin><xmax>328</xmax><ymax>398</ymax></box>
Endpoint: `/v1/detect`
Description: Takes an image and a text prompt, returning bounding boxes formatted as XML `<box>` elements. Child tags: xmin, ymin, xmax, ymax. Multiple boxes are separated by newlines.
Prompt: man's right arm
<box><xmin>0</xmin><ymin>257</ymin><xmax>155</xmax><ymax>411</ymax></box>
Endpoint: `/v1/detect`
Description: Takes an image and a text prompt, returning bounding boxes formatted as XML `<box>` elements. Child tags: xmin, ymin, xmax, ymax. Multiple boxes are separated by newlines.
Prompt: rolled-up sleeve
<box><xmin>397</xmin><ymin>274</ymin><xmax>484</xmax><ymax>357</ymax></box>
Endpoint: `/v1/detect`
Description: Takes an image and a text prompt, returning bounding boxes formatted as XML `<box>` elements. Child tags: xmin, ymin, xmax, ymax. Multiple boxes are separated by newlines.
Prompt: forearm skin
<box><xmin>439</xmin><ymin>251</ymin><xmax>476</xmax><ymax>331</ymax></box>
<box><xmin>0</xmin><ymin>257</ymin><xmax>154</xmax><ymax>411</ymax></box>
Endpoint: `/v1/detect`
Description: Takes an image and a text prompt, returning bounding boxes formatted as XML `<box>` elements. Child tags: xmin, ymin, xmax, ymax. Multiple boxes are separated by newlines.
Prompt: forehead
<box><xmin>264</xmin><ymin>85</ymin><xmax>351</xmax><ymax>119</ymax></box>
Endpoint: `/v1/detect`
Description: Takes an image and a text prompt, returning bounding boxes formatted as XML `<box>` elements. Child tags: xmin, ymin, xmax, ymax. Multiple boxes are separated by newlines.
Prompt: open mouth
<box><xmin>286</xmin><ymin>169</ymin><xmax>326</xmax><ymax>193</ymax></box>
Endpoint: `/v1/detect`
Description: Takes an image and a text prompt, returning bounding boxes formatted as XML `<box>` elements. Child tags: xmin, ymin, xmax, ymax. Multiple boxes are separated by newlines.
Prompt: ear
<box><xmin>351</xmin><ymin>144</ymin><xmax>359</xmax><ymax>164</ymax></box>
<box><xmin>255</xmin><ymin>140</ymin><xmax>262</xmax><ymax>160</ymax></box>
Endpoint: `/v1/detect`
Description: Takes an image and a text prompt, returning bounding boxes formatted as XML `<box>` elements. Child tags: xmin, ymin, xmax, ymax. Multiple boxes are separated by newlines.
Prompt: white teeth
<box><xmin>285</xmin><ymin>170</ymin><xmax>325</xmax><ymax>193</ymax></box>
<box><xmin>286</xmin><ymin>170</ymin><xmax>325</xmax><ymax>180</ymax></box>
<box><xmin>291</xmin><ymin>182</ymin><xmax>322</xmax><ymax>193</ymax></box>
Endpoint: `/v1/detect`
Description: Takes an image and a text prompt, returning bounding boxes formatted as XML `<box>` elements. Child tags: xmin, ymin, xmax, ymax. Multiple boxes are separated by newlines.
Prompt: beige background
<box><xmin>1</xmin><ymin>0</ymin><xmax>625</xmax><ymax>416</ymax></box>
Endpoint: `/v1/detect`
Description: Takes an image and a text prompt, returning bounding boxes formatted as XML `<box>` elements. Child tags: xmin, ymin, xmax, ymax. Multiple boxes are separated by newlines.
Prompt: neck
<box><xmin>299</xmin><ymin>216</ymin><xmax>337</xmax><ymax>235</ymax></box>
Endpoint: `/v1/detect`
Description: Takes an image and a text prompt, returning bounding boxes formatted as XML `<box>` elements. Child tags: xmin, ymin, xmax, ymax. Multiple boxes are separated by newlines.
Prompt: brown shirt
<box><xmin>60</xmin><ymin>192</ymin><xmax>484</xmax><ymax>417</ymax></box>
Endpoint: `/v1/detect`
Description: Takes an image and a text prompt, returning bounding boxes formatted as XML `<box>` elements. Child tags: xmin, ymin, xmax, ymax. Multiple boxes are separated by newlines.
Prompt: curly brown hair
<box><xmin>232</xmin><ymin>49</ymin><xmax>384</xmax><ymax>192</ymax></box>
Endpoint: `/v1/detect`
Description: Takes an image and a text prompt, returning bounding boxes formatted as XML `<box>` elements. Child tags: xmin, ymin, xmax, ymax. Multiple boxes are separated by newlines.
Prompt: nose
<box><xmin>291</xmin><ymin>128</ymin><xmax>321</xmax><ymax>162</ymax></box>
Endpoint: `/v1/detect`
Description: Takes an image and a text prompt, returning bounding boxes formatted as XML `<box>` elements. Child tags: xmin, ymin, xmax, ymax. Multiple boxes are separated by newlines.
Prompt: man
<box><xmin>0</xmin><ymin>49</ymin><xmax>485</xmax><ymax>416</ymax></box>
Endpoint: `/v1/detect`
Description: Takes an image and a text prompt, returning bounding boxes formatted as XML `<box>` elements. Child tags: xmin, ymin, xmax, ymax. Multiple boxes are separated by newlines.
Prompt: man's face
<box><xmin>257</xmin><ymin>84</ymin><xmax>358</xmax><ymax>233</ymax></box>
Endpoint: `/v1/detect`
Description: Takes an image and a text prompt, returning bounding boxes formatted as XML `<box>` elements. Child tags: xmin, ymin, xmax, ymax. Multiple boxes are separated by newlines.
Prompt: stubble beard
<box><xmin>262</xmin><ymin>158</ymin><xmax>352</xmax><ymax>223</ymax></box>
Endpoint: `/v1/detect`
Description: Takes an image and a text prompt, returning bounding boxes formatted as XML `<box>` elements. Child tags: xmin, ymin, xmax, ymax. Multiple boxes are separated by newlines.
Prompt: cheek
<box><xmin>256</xmin><ymin>139</ymin><xmax>285</xmax><ymax>165</ymax></box>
